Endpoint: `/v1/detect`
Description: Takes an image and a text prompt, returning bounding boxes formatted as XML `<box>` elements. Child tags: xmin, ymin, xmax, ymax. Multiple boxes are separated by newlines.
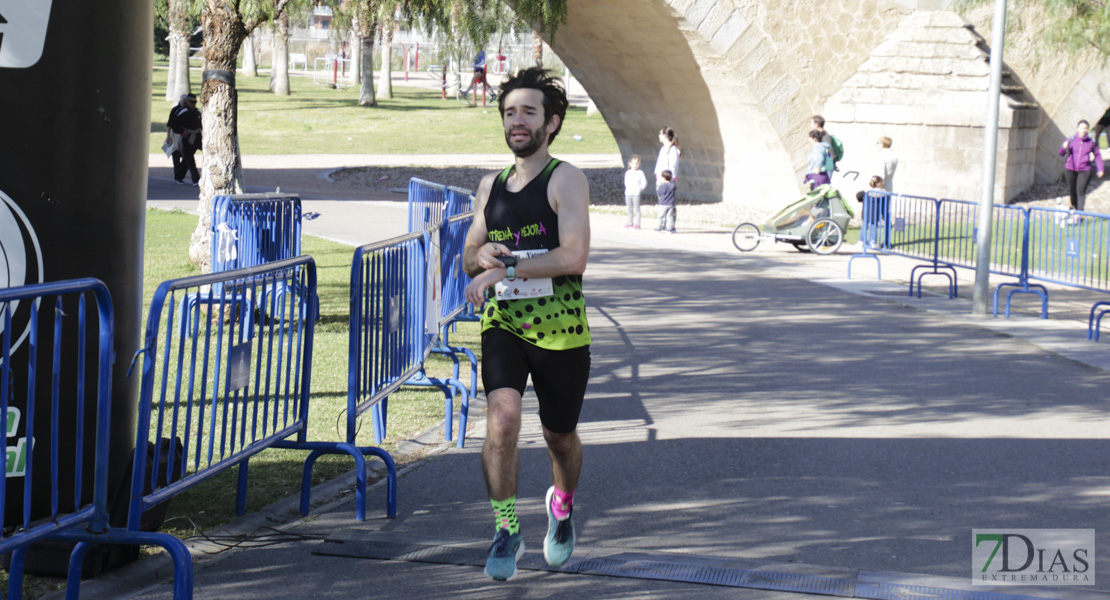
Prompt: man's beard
<box><xmin>505</xmin><ymin>124</ymin><xmax>547</xmax><ymax>158</ymax></box>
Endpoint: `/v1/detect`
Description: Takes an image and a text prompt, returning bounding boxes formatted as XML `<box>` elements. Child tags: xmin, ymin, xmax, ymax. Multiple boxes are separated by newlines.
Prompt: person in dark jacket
<box><xmin>166</xmin><ymin>93</ymin><xmax>202</xmax><ymax>186</ymax></box>
<box><xmin>1059</xmin><ymin>119</ymin><xmax>1104</xmax><ymax>213</ymax></box>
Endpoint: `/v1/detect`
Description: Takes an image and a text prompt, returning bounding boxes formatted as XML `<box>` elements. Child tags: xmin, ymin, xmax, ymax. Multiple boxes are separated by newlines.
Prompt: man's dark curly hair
<box><xmin>497</xmin><ymin>67</ymin><xmax>569</xmax><ymax>144</ymax></box>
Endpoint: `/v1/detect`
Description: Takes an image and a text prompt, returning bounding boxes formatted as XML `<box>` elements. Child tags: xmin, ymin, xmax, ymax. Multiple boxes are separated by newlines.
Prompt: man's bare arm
<box><xmin>508</xmin><ymin>163</ymin><xmax>590</xmax><ymax>280</ymax></box>
<box><xmin>463</xmin><ymin>172</ymin><xmax>512</xmax><ymax>278</ymax></box>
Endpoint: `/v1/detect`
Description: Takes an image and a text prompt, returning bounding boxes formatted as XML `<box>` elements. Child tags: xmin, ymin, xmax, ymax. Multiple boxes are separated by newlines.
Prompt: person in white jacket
<box><xmin>623</xmin><ymin>155</ymin><xmax>647</xmax><ymax>228</ymax></box>
<box><xmin>655</xmin><ymin>127</ymin><xmax>681</xmax><ymax>187</ymax></box>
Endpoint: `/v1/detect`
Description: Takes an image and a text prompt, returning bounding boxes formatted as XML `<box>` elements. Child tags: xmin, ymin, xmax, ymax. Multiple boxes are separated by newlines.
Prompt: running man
<box><xmin>463</xmin><ymin>67</ymin><xmax>591</xmax><ymax>581</ymax></box>
<box><xmin>461</xmin><ymin>49</ymin><xmax>497</xmax><ymax>101</ymax></box>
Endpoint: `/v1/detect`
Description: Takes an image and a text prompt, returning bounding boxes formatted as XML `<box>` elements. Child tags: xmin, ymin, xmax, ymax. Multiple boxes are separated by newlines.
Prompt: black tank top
<box><xmin>481</xmin><ymin>158</ymin><xmax>590</xmax><ymax>349</ymax></box>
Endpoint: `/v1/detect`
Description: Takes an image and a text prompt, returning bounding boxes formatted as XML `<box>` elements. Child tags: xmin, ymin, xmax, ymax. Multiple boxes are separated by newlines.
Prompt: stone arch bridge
<box><xmin>543</xmin><ymin>0</ymin><xmax>1110</xmax><ymax>211</ymax></box>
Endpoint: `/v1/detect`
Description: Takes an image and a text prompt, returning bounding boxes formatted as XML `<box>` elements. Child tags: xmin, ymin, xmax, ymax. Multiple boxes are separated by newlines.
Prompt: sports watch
<box><xmin>496</xmin><ymin>254</ymin><xmax>518</xmax><ymax>279</ymax></box>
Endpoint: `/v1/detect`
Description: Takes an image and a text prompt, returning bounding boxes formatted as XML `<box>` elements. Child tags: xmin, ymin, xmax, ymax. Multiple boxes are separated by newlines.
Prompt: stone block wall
<box><xmin>539</xmin><ymin>0</ymin><xmax>1096</xmax><ymax>212</ymax></box>
<box><xmin>824</xmin><ymin>11</ymin><xmax>1040</xmax><ymax>203</ymax></box>
<box><xmin>958</xmin><ymin>4</ymin><xmax>1110</xmax><ymax>187</ymax></box>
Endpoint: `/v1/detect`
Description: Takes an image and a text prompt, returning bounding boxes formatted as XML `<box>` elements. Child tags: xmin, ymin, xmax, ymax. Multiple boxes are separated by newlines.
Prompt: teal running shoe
<box><xmin>485</xmin><ymin>528</ymin><xmax>524</xmax><ymax>581</ymax></box>
<box><xmin>543</xmin><ymin>486</ymin><xmax>575</xmax><ymax>567</ymax></box>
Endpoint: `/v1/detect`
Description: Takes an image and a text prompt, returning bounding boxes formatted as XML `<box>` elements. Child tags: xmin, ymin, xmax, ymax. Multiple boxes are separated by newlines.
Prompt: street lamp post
<box><xmin>972</xmin><ymin>0</ymin><xmax>1009</xmax><ymax>315</ymax></box>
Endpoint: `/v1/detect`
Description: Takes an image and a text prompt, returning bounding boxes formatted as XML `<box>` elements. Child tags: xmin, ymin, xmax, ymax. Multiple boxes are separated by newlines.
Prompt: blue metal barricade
<box><xmin>407</xmin><ymin>178</ymin><xmax>447</xmax><ymax>233</ymax></box>
<box><xmin>439</xmin><ymin>212</ymin><xmax>474</xmax><ymax>327</ymax></box>
<box><xmin>847</xmin><ymin>190</ymin><xmax>1110</xmax><ymax>339</ymax></box>
<box><xmin>444</xmin><ymin>185</ymin><xmax>475</xmax><ymax>219</ymax></box>
<box><xmin>1025</xmin><ymin>208</ymin><xmax>1110</xmax><ymax>336</ymax></box>
<box><xmin>0</xmin><ymin>279</ymin><xmax>115</xmax><ymax>600</ymax></box>
<box><xmin>63</xmin><ymin>257</ymin><xmax>326</xmax><ymax>599</ymax></box>
<box><xmin>297</xmin><ymin>232</ymin><xmax>430</xmax><ymax>522</ymax></box>
<box><xmin>211</xmin><ymin>193</ymin><xmax>302</xmax><ymax>272</ymax></box>
<box><xmin>401</xmin><ymin>181</ymin><xmax>476</xmax><ymax>444</ymax></box>
<box><xmin>884</xmin><ymin>194</ymin><xmax>957</xmax><ymax>298</ymax></box>
<box><xmin>1026</xmin><ymin>207</ymin><xmax>1110</xmax><ymax>291</ymax></box>
<box><xmin>932</xmin><ymin>200</ymin><xmax>1045</xmax><ymax>318</ymax></box>
<box><xmin>430</xmin><ymin>212</ymin><xmax>478</xmax><ymax>414</ymax></box>
<box><xmin>348</xmin><ymin>231</ymin><xmax>428</xmax><ymax>444</ymax></box>
<box><xmin>847</xmin><ymin>190</ymin><xmax>889</xmax><ymax>279</ymax></box>
<box><xmin>432</xmin><ymin>188</ymin><xmax>479</xmax><ymax>406</ymax></box>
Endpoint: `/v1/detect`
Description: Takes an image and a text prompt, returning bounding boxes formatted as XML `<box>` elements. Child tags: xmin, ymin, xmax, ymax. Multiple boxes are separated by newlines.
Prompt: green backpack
<box><xmin>830</xmin><ymin>135</ymin><xmax>845</xmax><ymax>164</ymax></box>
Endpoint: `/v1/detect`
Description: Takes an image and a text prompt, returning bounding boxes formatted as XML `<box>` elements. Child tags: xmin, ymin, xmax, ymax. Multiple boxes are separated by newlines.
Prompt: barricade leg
<box><xmin>994</xmin><ymin>282</ymin><xmax>1048</xmax><ymax>318</ymax></box>
<box><xmin>1087</xmin><ymin>301</ymin><xmax>1110</xmax><ymax>341</ymax></box>
<box><xmin>909</xmin><ymin>264</ymin><xmax>957</xmax><ymax>299</ymax></box>
<box><xmin>293</xmin><ymin>443</ymin><xmax>397</xmax><ymax>520</ymax></box>
<box><xmin>7</xmin><ymin>547</ymin><xmax>27</xmax><ymax>600</ymax></box>
<box><xmin>299</xmin><ymin>448</ymin><xmax>330</xmax><ymax>516</ymax></box>
<box><xmin>404</xmin><ymin>371</ymin><xmax>469</xmax><ymax>446</ymax></box>
<box><xmin>59</xmin><ymin>531</ymin><xmax>194</xmax><ymax>600</ymax></box>
<box><xmin>236</xmin><ymin>460</ymin><xmax>249</xmax><ymax>516</ymax></box>
<box><xmin>374</xmin><ymin>398</ymin><xmax>388</xmax><ymax>444</ymax></box>
<box><xmin>847</xmin><ymin>252</ymin><xmax>881</xmax><ymax>280</ymax></box>
<box><xmin>355</xmin><ymin>444</ymin><xmax>398</xmax><ymax>519</ymax></box>
<box><xmin>1094</xmin><ymin>308</ymin><xmax>1110</xmax><ymax>342</ymax></box>
<box><xmin>65</xmin><ymin>542</ymin><xmax>90</xmax><ymax>600</ymax></box>
<box><xmin>434</xmin><ymin>332</ymin><xmax>479</xmax><ymax>402</ymax></box>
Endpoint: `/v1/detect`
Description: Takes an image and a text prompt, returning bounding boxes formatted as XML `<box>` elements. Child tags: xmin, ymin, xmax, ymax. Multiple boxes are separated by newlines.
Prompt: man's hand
<box><xmin>475</xmin><ymin>242</ymin><xmax>514</xmax><ymax>271</ymax></box>
<box><xmin>465</xmin><ymin>267</ymin><xmax>506</xmax><ymax>306</ymax></box>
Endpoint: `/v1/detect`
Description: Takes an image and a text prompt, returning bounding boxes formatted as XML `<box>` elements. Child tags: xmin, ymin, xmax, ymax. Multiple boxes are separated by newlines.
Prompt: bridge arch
<box><xmin>543</xmin><ymin>0</ymin><xmax>1110</xmax><ymax>210</ymax></box>
<box><xmin>547</xmin><ymin>0</ymin><xmax>911</xmax><ymax>209</ymax></box>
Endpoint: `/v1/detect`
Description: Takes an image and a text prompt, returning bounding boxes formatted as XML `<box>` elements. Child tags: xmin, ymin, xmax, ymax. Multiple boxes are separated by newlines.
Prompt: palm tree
<box><xmin>348</xmin><ymin>0</ymin><xmax>379</xmax><ymax>106</ymax></box>
<box><xmin>165</xmin><ymin>0</ymin><xmax>193</xmax><ymax>102</ymax></box>
<box><xmin>378</xmin><ymin>4</ymin><xmax>397</xmax><ymax>100</ymax></box>
<box><xmin>242</xmin><ymin>28</ymin><xmax>260</xmax><ymax>77</ymax></box>
<box><xmin>270</xmin><ymin>9</ymin><xmax>292</xmax><ymax>95</ymax></box>
<box><xmin>188</xmin><ymin>0</ymin><xmax>289</xmax><ymax>269</ymax></box>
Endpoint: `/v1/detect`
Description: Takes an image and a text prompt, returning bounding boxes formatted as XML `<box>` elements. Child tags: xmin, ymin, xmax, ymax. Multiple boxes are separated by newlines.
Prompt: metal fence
<box><xmin>445</xmin><ymin>185</ymin><xmax>475</xmax><ymax>219</ymax></box>
<box><xmin>60</xmin><ymin>257</ymin><xmax>324</xmax><ymax>599</ymax></box>
<box><xmin>211</xmin><ymin>194</ymin><xmax>302</xmax><ymax>273</ymax></box>
<box><xmin>407</xmin><ymin>178</ymin><xmax>448</xmax><ymax>233</ymax></box>
<box><xmin>431</xmin><ymin>212</ymin><xmax>478</xmax><ymax>408</ymax></box>
<box><xmin>0</xmin><ymin>279</ymin><xmax>115</xmax><ymax>599</ymax></box>
<box><xmin>849</xmin><ymin>193</ymin><xmax>1110</xmax><ymax>338</ymax></box>
<box><xmin>851</xmin><ymin>192</ymin><xmax>958</xmax><ymax>297</ymax></box>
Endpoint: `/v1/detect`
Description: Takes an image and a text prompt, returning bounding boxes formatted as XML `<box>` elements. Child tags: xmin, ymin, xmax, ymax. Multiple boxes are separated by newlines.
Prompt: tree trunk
<box><xmin>242</xmin><ymin>30</ymin><xmax>258</xmax><ymax>77</ymax></box>
<box><xmin>166</xmin><ymin>38</ymin><xmax>178</xmax><ymax>101</ymax></box>
<box><xmin>348</xmin><ymin>32</ymin><xmax>361</xmax><ymax>85</ymax></box>
<box><xmin>531</xmin><ymin>30</ymin><xmax>543</xmax><ymax>67</ymax></box>
<box><xmin>171</xmin><ymin>34</ymin><xmax>192</xmax><ymax>100</ymax></box>
<box><xmin>377</xmin><ymin>15</ymin><xmax>393</xmax><ymax>100</ymax></box>
<box><xmin>189</xmin><ymin>1</ymin><xmax>249</xmax><ymax>271</ymax></box>
<box><xmin>166</xmin><ymin>0</ymin><xmax>190</xmax><ymax>101</ymax></box>
<box><xmin>270</xmin><ymin>11</ymin><xmax>290</xmax><ymax>95</ymax></box>
<box><xmin>358</xmin><ymin>23</ymin><xmax>377</xmax><ymax>107</ymax></box>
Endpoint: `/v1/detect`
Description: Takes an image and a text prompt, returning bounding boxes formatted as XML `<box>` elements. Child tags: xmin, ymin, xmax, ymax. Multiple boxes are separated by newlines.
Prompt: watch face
<box><xmin>499</xmin><ymin>255</ymin><xmax>518</xmax><ymax>267</ymax></box>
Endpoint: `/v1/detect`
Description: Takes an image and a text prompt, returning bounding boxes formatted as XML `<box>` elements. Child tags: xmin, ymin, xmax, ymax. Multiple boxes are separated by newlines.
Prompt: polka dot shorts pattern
<box><xmin>481</xmin><ymin>275</ymin><xmax>590</xmax><ymax>350</ymax></box>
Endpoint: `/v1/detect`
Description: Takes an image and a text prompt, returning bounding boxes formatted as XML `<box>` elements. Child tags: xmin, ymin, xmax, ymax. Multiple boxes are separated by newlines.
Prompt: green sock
<box><xmin>491</xmin><ymin>496</ymin><xmax>520</xmax><ymax>535</ymax></box>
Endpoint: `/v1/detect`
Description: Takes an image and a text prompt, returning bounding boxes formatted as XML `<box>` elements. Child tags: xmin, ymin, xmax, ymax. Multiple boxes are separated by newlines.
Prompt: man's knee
<box><xmin>543</xmin><ymin>429</ymin><xmax>579</xmax><ymax>455</ymax></box>
<box><xmin>486</xmin><ymin>390</ymin><xmax>522</xmax><ymax>443</ymax></box>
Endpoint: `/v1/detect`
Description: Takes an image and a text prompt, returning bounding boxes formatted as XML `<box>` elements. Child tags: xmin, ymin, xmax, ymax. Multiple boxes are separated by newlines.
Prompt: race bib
<box><xmin>494</xmin><ymin>249</ymin><xmax>553</xmax><ymax>300</ymax></box>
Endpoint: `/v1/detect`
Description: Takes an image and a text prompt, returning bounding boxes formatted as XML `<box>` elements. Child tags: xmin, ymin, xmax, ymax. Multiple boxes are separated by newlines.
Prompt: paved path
<box><xmin>87</xmin><ymin>156</ymin><xmax>1110</xmax><ymax>599</ymax></box>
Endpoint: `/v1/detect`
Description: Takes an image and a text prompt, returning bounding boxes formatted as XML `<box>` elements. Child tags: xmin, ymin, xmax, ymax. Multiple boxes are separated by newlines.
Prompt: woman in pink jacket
<box><xmin>1059</xmin><ymin>119</ymin><xmax>1105</xmax><ymax>212</ymax></box>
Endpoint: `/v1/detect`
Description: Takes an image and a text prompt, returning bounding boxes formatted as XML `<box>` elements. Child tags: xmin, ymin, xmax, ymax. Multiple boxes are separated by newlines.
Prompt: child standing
<box><xmin>655</xmin><ymin>169</ymin><xmax>676</xmax><ymax>233</ymax></box>
<box><xmin>624</xmin><ymin>155</ymin><xmax>647</xmax><ymax>228</ymax></box>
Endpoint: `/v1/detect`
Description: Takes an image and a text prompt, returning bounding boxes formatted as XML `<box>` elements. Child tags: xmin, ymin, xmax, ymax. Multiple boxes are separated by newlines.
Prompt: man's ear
<box><xmin>546</xmin><ymin>114</ymin><xmax>562</xmax><ymax>135</ymax></box>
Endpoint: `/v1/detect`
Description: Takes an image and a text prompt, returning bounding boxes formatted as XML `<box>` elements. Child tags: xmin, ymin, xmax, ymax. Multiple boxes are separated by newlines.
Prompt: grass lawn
<box><xmin>149</xmin><ymin>66</ymin><xmax>619</xmax><ymax>155</ymax></box>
